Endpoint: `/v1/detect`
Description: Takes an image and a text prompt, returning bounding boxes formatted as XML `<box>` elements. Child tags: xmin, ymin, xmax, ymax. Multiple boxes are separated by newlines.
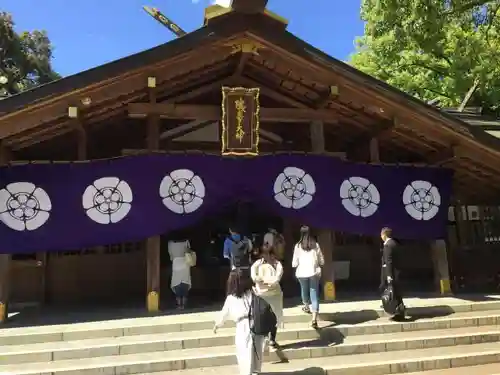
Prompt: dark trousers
<box><xmin>270</xmin><ymin>324</ymin><xmax>277</xmax><ymax>342</ymax></box>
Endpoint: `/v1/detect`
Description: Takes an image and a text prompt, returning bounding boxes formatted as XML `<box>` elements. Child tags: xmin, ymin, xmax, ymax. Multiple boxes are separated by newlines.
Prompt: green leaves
<box><xmin>351</xmin><ymin>0</ymin><xmax>500</xmax><ymax>111</ymax></box>
<box><xmin>0</xmin><ymin>12</ymin><xmax>59</xmax><ymax>97</ymax></box>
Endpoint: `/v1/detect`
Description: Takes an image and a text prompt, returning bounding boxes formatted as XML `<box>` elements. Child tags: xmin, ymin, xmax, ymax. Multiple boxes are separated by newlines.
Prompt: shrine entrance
<box><xmin>159</xmin><ymin>201</ymin><xmax>285</xmax><ymax>306</ymax></box>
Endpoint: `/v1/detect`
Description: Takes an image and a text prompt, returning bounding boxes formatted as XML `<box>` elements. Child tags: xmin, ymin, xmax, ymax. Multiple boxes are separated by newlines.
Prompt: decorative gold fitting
<box><xmin>147</xmin><ymin>76</ymin><xmax>157</xmax><ymax>88</ymax></box>
<box><xmin>225</xmin><ymin>39</ymin><xmax>264</xmax><ymax>55</ymax></box>
<box><xmin>68</xmin><ymin>106</ymin><xmax>78</xmax><ymax>118</ymax></box>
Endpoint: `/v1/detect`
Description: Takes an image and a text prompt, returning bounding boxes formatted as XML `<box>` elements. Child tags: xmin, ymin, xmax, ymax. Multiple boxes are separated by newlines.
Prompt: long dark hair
<box><xmin>226</xmin><ymin>269</ymin><xmax>253</xmax><ymax>298</ymax></box>
<box><xmin>297</xmin><ymin>225</ymin><xmax>315</xmax><ymax>251</ymax></box>
<box><xmin>259</xmin><ymin>245</ymin><xmax>278</xmax><ymax>266</ymax></box>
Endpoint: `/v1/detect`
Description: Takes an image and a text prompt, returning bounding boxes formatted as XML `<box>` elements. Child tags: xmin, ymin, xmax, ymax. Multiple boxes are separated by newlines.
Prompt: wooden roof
<box><xmin>1</xmin><ymin>10</ymin><xmax>500</xmax><ymax>204</ymax></box>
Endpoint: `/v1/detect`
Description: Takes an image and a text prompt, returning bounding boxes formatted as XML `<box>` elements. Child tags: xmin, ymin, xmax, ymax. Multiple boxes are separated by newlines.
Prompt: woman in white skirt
<box><xmin>213</xmin><ymin>269</ymin><xmax>266</xmax><ymax>375</ymax></box>
<box><xmin>251</xmin><ymin>245</ymin><xmax>284</xmax><ymax>350</ymax></box>
<box><xmin>168</xmin><ymin>238</ymin><xmax>192</xmax><ymax>309</ymax></box>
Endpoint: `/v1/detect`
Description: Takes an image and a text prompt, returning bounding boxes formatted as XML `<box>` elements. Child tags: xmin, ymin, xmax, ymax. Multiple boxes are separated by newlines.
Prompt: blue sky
<box><xmin>2</xmin><ymin>0</ymin><xmax>364</xmax><ymax>77</ymax></box>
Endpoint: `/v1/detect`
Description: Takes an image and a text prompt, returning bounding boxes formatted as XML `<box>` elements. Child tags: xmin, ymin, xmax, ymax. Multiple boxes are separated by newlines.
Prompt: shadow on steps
<box><xmin>262</xmin><ymin>367</ymin><xmax>326</xmax><ymax>374</ymax></box>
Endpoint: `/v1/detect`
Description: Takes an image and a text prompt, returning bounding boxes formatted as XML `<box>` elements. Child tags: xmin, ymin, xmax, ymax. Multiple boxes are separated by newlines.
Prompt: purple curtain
<box><xmin>0</xmin><ymin>154</ymin><xmax>452</xmax><ymax>254</ymax></box>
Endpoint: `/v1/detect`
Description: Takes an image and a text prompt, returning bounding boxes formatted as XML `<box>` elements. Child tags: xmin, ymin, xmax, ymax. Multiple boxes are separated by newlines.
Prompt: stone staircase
<box><xmin>0</xmin><ymin>297</ymin><xmax>500</xmax><ymax>375</ymax></box>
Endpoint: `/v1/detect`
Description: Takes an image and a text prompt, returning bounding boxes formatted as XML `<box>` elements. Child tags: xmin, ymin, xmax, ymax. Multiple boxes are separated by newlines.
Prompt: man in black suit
<box><xmin>380</xmin><ymin>227</ymin><xmax>406</xmax><ymax>321</ymax></box>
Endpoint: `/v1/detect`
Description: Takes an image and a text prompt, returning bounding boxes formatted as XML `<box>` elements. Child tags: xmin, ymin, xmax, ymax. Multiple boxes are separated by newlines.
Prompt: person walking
<box><xmin>292</xmin><ymin>226</ymin><xmax>324</xmax><ymax>328</ymax></box>
<box><xmin>213</xmin><ymin>269</ymin><xmax>266</xmax><ymax>375</ymax></box>
<box><xmin>380</xmin><ymin>227</ymin><xmax>406</xmax><ymax>321</ymax></box>
<box><xmin>168</xmin><ymin>236</ymin><xmax>194</xmax><ymax>309</ymax></box>
<box><xmin>251</xmin><ymin>246</ymin><xmax>284</xmax><ymax>350</ymax></box>
<box><xmin>223</xmin><ymin>224</ymin><xmax>253</xmax><ymax>271</ymax></box>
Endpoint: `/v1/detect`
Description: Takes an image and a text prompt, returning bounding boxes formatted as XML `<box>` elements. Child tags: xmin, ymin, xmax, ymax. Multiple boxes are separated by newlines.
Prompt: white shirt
<box><xmin>251</xmin><ymin>258</ymin><xmax>283</xmax><ymax>296</ymax></box>
<box><xmin>168</xmin><ymin>240</ymin><xmax>192</xmax><ymax>288</ymax></box>
<box><xmin>215</xmin><ymin>291</ymin><xmax>253</xmax><ymax>327</ymax></box>
<box><xmin>292</xmin><ymin>242</ymin><xmax>325</xmax><ymax>278</ymax></box>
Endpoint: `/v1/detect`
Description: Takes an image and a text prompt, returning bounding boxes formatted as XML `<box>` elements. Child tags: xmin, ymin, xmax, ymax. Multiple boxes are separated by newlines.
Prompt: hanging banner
<box><xmin>0</xmin><ymin>154</ymin><xmax>453</xmax><ymax>254</ymax></box>
<box><xmin>221</xmin><ymin>86</ymin><xmax>260</xmax><ymax>156</ymax></box>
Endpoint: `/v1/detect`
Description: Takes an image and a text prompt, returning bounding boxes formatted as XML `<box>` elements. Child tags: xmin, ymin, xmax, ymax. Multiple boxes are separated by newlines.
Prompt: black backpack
<box><xmin>249</xmin><ymin>293</ymin><xmax>277</xmax><ymax>336</ymax></box>
<box><xmin>230</xmin><ymin>237</ymin><xmax>250</xmax><ymax>269</ymax></box>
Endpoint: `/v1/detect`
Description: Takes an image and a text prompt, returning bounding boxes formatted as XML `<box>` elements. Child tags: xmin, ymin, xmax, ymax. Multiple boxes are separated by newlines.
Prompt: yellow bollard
<box><xmin>0</xmin><ymin>302</ymin><xmax>6</xmax><ymax>323</ymax></box>
<box><xmin>440</xmin><ymin>279</ymin><xmax>452</xmax><ymax>295</ymax></box>
<box><xmin>147</xmin><ymin>291</ymin><xmax>159</xmax><ymax>313</ymax></box>
<box><xmin>323</xmin><ymin>281</ymin><xmax>336</xmax><ymax>301</ymax></box>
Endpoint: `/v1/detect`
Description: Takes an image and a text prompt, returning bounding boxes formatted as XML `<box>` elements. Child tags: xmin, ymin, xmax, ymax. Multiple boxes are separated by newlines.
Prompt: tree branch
<box><xmin>458</xmin><ymin>78</ymin><xmax>480</xmax><ymax>111</ymax></box>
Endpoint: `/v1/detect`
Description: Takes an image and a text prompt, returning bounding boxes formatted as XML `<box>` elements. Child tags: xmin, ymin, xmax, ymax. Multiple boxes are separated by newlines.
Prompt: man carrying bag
<box><xmin>380</xmin><ymin>227</ymin><xmax>406</xmax><ymax>321</ymax></box>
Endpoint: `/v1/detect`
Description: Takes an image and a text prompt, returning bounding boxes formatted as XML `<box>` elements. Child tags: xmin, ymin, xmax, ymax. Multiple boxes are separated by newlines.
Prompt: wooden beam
<box><xmin>372</xmin><ymin>118</ymin><xmax>397</xmax><ymax>139</ymax></box>
<box><xmin>235</xmin><ymin>53</ymin><xmax>250</xmax><ymax>76</ymax></box>
<box><xmin>348</xmin><ymin>118</ymin><xmax>397</xmax><ymax>151</ymax></box>
<box><xmin>145</xmin><ymin>77</ymin><xmax>160</xmax><ymax>313</ymax></box>
<box><xmin>238</xmin><ymin>75</ymin><xmax>310</xmax><ymax>108</ymax></box>
<box><xmin>369</xmin><ymin>137</ymin><xmax>380</xmax><ymax>163</ymax></box>
<box><xmin>315</xmin><ymin>86</ymin><xmax>339</xmax><ymax>108</ymax></box>
<box><xmin>245</xmin><ymin>63</ymin><xmax>376</xmax><ymax>124</ymax></box>
<box><xmin>163</xmin><ymin>79</ymin><xmax>226</xmax><ymax>104</ymax></box>
<box><xmin>158</xmin><ymin>62</ymin><xmax>234</xmax><ymax>103</ymax></box>
<box><xmin>428</xmin><ymin>146</ymin><xmax>459</xmax><ymax>166</ymax></box>
<box><xmin>0</xmin><ymin>142</ymin><xmax>11</xmax><ymax>323</ymax></box>
<box><xmin>147</xmin><ymin>82</ymin><xmax>160</xmax><ymax>150</ymax></box>
<box><xmin>159</xmin><ymin>120</ymin><xmax>214</xmax><ymax>141</ymax></box>
<box><xmin>0</xmin><ymin>46</ymin><xmax>226</xmax><ymax>140</ymax></box>
<box><xmin>260</xmin><ymin>128</ymin><xmax>283</xmax><ymax>143</ymax></box>
<box><xmin>123</xmin><ymin>140</ymin><xmax>282</xmax><ymax>154</ymax></box>
<box><xmin>310</xmin><ymin>120</ymin><xmax>325</xmax><ymax>153</ymax></box>
<box><xmin>238</xmin><ymin>74</ymin><xmax>369</xmax><ymax>129</ymax></box>
<box><xmin>128</xmin><ymin>103</ymin><xmax>338</xmax><ymax>123</ymax></box>
<box><xmin>68</xmin><ymin>107</ymin><xmax>87</xmax><ymax>161</ymax></box>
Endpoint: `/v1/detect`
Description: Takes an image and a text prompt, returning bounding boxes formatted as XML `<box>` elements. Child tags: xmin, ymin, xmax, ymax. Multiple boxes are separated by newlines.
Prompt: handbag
<box><xmin>381</xmin><ymin>282</ymin><xmax>399</xmax><ymax>315</ymax></box>
<box><xmin>185</xmin><ymin>250</ymin><xmax>196</xmax><ymax>267</ymax></box>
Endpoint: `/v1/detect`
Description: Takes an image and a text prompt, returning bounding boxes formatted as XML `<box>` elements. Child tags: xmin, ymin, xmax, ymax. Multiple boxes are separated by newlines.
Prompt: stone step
<box><xmin>0</xmin><ymin>320</ymin><xmax>499</xmax><ymax>365</ymax></box>
<box><xmin>140</xmin><ymin>363</ymin><xmax>500</xmax><ymax>375</ymax></box>
<box><xmin>1</xmin><ymin>302</ymin><xmax>500</xmax><ymax>346</ymax></box>
<box><xmin>0</xmin><ymin>342</ymin><xmax>498</xmax><ymax>375</ymax></box>
<box><xmin>394</xmin><ymin>363</ymin><xmax>500</xmax><ymax>374</ymax></box>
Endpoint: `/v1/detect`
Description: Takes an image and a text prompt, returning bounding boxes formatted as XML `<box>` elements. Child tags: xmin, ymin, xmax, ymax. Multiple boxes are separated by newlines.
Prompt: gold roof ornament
<box><xmin>204</xmin><ymin>4</ymin><xmax>288</xmax><ymax>27</ymax></box>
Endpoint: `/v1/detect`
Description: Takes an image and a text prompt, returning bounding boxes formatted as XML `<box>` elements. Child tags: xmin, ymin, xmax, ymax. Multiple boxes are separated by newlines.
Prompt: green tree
<box><xmin>350</xmin><ymin>0</ymin><xmax>500</xmax><ymax>111</ymax></box>
<box><xmin>0</xmin><ymin>12</ymin><xmax>60</xmax><ymax>97</ymax></box>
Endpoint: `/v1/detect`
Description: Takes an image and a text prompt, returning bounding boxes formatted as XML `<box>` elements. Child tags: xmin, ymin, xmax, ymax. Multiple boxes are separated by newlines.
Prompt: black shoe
<box><xmin>269</xmin><ymin>340</ymin><xmax>280</xmax><ymax>350</ymax></box>
<box><xmin>391</xmin><ymin>314</ymin><xmax>406</xmax><ymax>322</ymax></box>
<box><xmin>302</xmin><ymin>305</ymin><xmax>311</xmax><ymax>314</ymax></box>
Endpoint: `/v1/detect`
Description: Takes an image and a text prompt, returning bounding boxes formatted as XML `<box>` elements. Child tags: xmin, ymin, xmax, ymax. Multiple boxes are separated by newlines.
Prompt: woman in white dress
<box><xmin>213</xmin><ymin>269</ymin><xmax>266</xmax><ymax>375</ymax></box>
<box><xmin>251</xmin><ymin>245</ymin><xmax>284</xmax><ymax>350</ymax></box>
<box><xmin>168</xmin><ymin>238</ymin><xmax>192</xmax><ymax>309</ymax></box>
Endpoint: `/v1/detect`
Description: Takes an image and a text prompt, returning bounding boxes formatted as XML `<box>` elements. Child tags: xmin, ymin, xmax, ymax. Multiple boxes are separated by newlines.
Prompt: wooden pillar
<box><xmin>68</xmin><ymin>106</ymin><xmax>87</xmax><ymax>161</ymax></box>
<box><xmin>281</xmin><ymin>218</ymin><xmax>295</xmax><ymax>297</ymax></box>
<box><xmin>77</xmin><ymin>128</ymin><xmax>87</xmax><ymax>161</ymax></box>
<box><xmin>145</xmin><ymin>76</ymin><xmax>161</xmax><ymax>313</ymax></box>
<box><xmin>0</xmin><ymin>143</ymin><xmax>11</xmax><ymax>323</ymax></box>
<box><xmin>310</xmin><ymin>120</ymin><xmax>336</xmax><ymax>301</ymax></box>
<box><xmin>430</xmin><ymin>239</ymin><xmax>452</xmax><ymax>295</ymax></box>
<box><xmin>454</xmin><ymin>204</ymin><xmax>468</xmax><ymax>246</ymax></box>
<box><xmin>369</xmin><ymin>138</ymin><xmax>380</xmax><ymax>163</ymax></box>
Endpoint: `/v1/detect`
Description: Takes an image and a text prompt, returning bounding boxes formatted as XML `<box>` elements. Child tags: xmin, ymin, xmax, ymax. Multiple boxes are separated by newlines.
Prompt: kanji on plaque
<box><xmin>221</xmin><ymin>86</ymin><xmax>260</xmax><ymax>156</ymax></box>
